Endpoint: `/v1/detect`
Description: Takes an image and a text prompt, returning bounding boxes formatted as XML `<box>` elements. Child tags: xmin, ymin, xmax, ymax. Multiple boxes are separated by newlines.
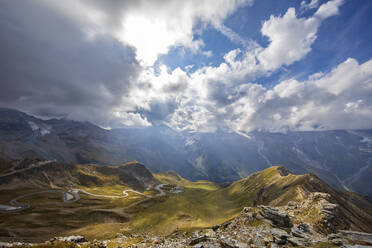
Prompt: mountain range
<box><xmin>1</xmin><ymin>108</ymin><xmax>372</xmax><ymax>197</ymax></box>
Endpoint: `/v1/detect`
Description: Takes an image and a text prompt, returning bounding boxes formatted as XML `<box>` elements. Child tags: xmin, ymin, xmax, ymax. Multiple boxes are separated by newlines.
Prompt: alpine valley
<box><xmin>1</xmin><ymin>108</ymin><xmax>372</xmax><ymax>196</ymax></box>
<box><xmin>0</xmin><ymin>109</ymin><xmax>372</xmax><ymax>247</ymax></box>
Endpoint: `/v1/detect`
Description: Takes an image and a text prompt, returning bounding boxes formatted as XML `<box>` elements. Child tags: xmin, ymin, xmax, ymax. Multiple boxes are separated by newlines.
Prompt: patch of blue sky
<box><xmin>157</xmin><ymin>0</ymin><xmax>372</xmax><ymax>88</ymax></box>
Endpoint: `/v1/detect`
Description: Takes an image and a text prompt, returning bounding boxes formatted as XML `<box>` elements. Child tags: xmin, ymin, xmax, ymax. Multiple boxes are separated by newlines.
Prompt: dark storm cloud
<box><xmin>0</xmin><ymin>1</ymin><xmax>140</xmax><ymax>127</ymax></box>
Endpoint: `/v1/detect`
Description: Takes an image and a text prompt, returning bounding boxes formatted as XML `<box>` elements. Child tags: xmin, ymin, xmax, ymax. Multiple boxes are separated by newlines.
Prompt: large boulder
<box><xmin>51</xmin><ymin>235</ymin><xmax>87</xmax><ymax>243</ymax></box>
<box><xmin>339</xmin><ymin>230</ymin><xmax>372</xmax><ymax>245</ymax></box>
<box><xmin>259</xmin><ymin>205</ymin><xmax>292</xmax><ymax>228</ymax></box>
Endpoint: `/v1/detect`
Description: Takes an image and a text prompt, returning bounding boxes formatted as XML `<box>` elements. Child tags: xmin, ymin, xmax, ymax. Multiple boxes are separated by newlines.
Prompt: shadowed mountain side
<box><xmin>0</xmin><ymin>159</ymin><xmax>159</xmax><ymax>192</ymax></box>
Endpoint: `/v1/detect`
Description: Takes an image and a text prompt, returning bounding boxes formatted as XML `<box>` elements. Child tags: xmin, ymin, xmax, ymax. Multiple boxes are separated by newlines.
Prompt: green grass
<box><xmin>154</xmin><ymin>172</ymin><xmax>220</xmax><ymax>191</ymax></box>
<box><xmin>0</xmin><ymin>166</ymin><xmax>317</xmax><ymax>240</ymax></box>
<box><xmin>127</xmin><ymin>166</ymin><xmax>309</xmax><ymax>235</ymax></box>
<box><xmin>246</xmin><ymin>219</ymin><xmax>265</xmax><ymax>227</ymax></box>
<box><xmin>126</xmin><ymin>187</ymin><xmax>238</xmax><ymax>234</ymax></box>
<box><xmin>0</xmin><ymin>187</ymin><xmax>138</xmax><ymax>241</ymax></box>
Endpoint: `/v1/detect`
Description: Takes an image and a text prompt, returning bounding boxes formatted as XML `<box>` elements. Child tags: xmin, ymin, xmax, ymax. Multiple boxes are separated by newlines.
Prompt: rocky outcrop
<box><xmin>277</xmin><ymin>166</ymin><xmax>290</xmax><ymax>176</ymax></box>
<box><xmin>50</xmin><ymin>235</ymin><xmax>87</xmax><ymax>243</ymax></box>
<box><xmin>258</xmin><ymin>205</ymin><xmax>291</xmax><ymax>228</ymax></box>
<box><xmin>127</xmin><ymin>191</ymin><xmax>371</xmax><ymax>247</ymax></box>
<box><xmin>0</xmin><ymin>236</ymin><xmax>89</xmax><ymax>248</ymax></box>
<box><xmin>339</xmin><ymin>230</ymin><xmax>372</xmax><ymax>245</ymax></box>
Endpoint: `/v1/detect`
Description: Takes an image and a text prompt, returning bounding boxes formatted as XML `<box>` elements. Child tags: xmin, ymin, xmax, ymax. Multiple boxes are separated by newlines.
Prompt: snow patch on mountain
<box><xmin>28</xmin><ymin>121</ymin><xmax>51</xmax><ymax>136</ymax></box>
<box><xmin>185</xmin><ymin>138</ymin><xmax>196</xmax><ymax>146</ymax></box>
<box><xmin>236</xmin><ymin>131</ymin><xmax>252</xmax><ymax>139</ymax></box>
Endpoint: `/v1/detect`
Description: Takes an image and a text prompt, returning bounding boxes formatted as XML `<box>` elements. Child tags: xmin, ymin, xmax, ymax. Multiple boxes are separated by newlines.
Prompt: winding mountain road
<box><xmin>0</xmin><ymin>184</ymin><xmax>167</xmax><ymax>213</ymax></box>
<box><xmin>0</xmin><ymin>161</ymin><xmax>168</xmax><ymax>213</ymax></box>
<box><xmin>0</xmin><ymin>190</ymin><xmax>77</xmax><ymax>213</ymax></box>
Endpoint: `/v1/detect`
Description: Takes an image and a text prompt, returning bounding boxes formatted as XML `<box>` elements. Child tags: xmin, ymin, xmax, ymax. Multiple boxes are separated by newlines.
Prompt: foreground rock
<box><xmin>136</xmin><ymin>191</ymin><xmax>372</xmax><ymax>247</ymax></box>
<box><xmin>50</xmin><ymin>235</ymin><xmax>87</xmax><ymax>243</ymax></box>
<box><xmin>258</xmin><ymin>205</ymin><xmax>291</xmax><ymax>228</ymax></box>
<box><xmin>339</xmin><ymin>230</ymin><xmax>372</xmax><ymax>246</ymax></box>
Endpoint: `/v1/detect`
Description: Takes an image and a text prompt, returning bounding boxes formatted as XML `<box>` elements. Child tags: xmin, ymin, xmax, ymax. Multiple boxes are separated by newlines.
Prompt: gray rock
<box><xmin>271</xmin><ymin>243</ymin><xmax>280</xmax><ymax>248</ymax></box>
<box><xmin>51</xmin><ymin>235</ymin><xmax>87</xmax><ymax>243</ymax></box>
<box><xmin>339</xmin><ymin>230</ymin><xmax>372</xmax><ymax>245</ymax></box>
<box><xmin>331</xmin><ymin>238</ymin><xmax>344</xmax><ymax>246</ymax></box>
<box><xmin>189</xmin><ymin>236</ymin><xmax>210</xmax><ymax>246</ymax></box>
<box><xmin>271</xmin><ymin>228</ymin><xmax>289</xmax><ymax>244</ymax></box>
<box><xmin>287</xmin><ymin>237</ymin><xmax>307</xmax><ymax>247</ymax></box>
<box><xmin>219</xmin><ymin>240</ymin><xmax>235</xmax><ymax>248</ymax></box>
<box><xmin>259</xmin><ymin>206</ymin><xmax>291</xmax><ymax>228</ymax></box>
<box><xmin>345</xmin><ymin>246</ymin><xmax>372</xmax><ymax>248</ymax></box>
<box><xmin>291</xmin><ymin>223</ymin><xmax>311</xmax><ymax>238</ymax></box>
<box><xmin>328</xmin><ymin>233</ymin><xmax>342</xmax><ymax>240</ymax></box>
<box><xmin>212</xmin><ymin>224</ymin><xmax>221</xmax><ymax>231</ymax></box>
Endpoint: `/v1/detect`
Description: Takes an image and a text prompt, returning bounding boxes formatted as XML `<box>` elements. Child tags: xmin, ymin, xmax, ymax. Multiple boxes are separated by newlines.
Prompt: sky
<box><xmin>1</xmin><ymin>0</ymin><xmax>372</xmax><ymax>133</ymax></box>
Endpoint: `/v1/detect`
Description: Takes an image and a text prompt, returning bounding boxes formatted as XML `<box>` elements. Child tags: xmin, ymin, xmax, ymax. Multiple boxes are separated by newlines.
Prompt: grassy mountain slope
<box><xmin>0</xmin><ymin>160</ymin><xmax>159</xmax><ymax>241</ymax></box>
<box><xmin>1</xmin><ymin>161</ymin><xmax>371</xmax><ymax>242</ymax></box>
<box><xmin>125</xmin><ymin>166</ymin><xmax>372</xmax><ymax>235</ymax></box>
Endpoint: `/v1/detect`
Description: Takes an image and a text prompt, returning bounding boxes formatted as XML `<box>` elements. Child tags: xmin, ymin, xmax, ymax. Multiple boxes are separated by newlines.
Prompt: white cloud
<box><xmin>113</xmin><ymin>111</ymin><xmax>151</xmax><ymax>127</ymax></box>
<box><xmin>44</xmin><ymin>0</ymin><xmax>370</xmax><ymax>133</ymax></box>
<box><xmin>344</xmin><ymin>100</ymin><xmax>363</xmax><ymax>113</ymax></box>
<box><xmin>300</xmin><ymin>0</ymin><xmax>320</xmax><ymax>12</ymax></box>
<box><xmin>273</xmin><ymin>79</ymin><xmax>304</xmax><ymax>98</ymax></box>
<box><xmin>74</xmin><ymin>0</ymin><xmax>253</xmax><ymax>66</ymax></box>
<box><xmin>314</xmin><ymin>0</ymin><xmax>343</xmax><ymax>19</ymax></box>
<box><xmin>114</xmin><ymin>0</ymin><xmax>362</xmax><ymax>133</ymax></box>
<box><xmin>314</xmin><ymin>58</ymin><xmax>372</xmax><ymax>95</ymax></box>
<box><xmin>127</xmin><ymin>54</ymin><xmax>372</xmax><ymax>132</ymax></box>
<box><xmin>227</xmin><ymin>58</ymin><xmax>372</xmax><ymax>132</ymax></box>
<box><xmin>6</xmin><ymin>0</ymin><xmax>369</xmax><ymax>133</ymax></box>
<box><xmin>203</xmin><ymin>50</ymin><xmax>213</xmax><ymax>58</ymax></box>
<box><xmin>45</xmin><ymin>0</ymin><xmax>253</xmax><ymax>66</ymax></box>
<box><xmin>258</xmin><ymin>0</ymin><xmax>343</xmax><ymax>71</ymax></box>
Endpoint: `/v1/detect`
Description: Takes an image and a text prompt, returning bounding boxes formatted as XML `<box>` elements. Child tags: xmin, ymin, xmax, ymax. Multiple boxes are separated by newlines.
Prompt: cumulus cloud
<box><xmin>235</xmin><ymin>58</ymin><xmax>372</xmax><ymax>132</ymax></box>
<box><xmin>0</xmin><ymin>0</ymin><xmax>251</xmax><ymax>127</ymax></box>
<box><xmin>66</xmin><ymin>0</ymin><xmax>254</xmax><ymax>65</ymax></box>
<box><xmin>122</xmin><ymin>0</ymin><xmax>372</xmax><ymax>133</ymax></box>
<box><xmin>152</xmin><ymin>57</ymin><xmax>371</xmax><ymax>133</ymax></box>
<box><xmin>258</xmin><ymin>0</ymin><xmax>344</xmax><ymax>71</ymax></box>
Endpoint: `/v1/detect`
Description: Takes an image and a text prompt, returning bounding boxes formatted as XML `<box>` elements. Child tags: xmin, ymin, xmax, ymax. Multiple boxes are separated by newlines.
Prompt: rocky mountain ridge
<box><xmin>1</xmin><ymin>192</ymin><xmax>372</xmax><ymax>247</ymax></box>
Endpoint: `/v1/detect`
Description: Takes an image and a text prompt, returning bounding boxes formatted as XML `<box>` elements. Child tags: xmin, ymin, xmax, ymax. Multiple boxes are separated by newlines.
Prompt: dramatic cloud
<box><xmin>125</xmin><ymin>0</ymin><xmax>355</xmax><ymax>133</ymax></box>
<box><xmin>1</xmin><ymin>0</ymin><xmax>371</xmax><ymax>133</ymax></box>
<box><xmin>66</xmin><ymin>0</ymin><xmax>254</xmax><ymax>65</ymax></box>
<box><xmin>0</xmin><ymin>1</ymin><xmax>140</xmax><ymax>127</ymax></box>
<box><xmin>228</xmin><ymin>58</ymin><xmax>372</xmax><ymax>132</ymax></box>
<box><xmin>0</xmin><ymin>0</ymin><xmax>254</xmax><ymax>128</ymax></box>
